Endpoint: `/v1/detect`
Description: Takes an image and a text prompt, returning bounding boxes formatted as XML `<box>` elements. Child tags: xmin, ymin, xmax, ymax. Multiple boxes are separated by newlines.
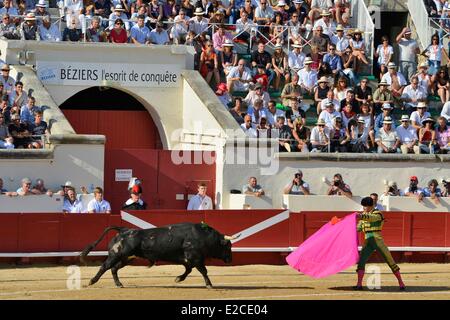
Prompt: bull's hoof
<box><xmin>115</xmin><ymin>283</ymin><xmax>124</xmax><ymax>288</ymax></box>
<box><xmin>175</xmin><ymin>276</ymin><xmax>183</xmax><ymax>283</ymax></box>
<box><xmin>206</xmin><ymin>284</ymin><xmax>213</xmax><ymax>289</ymax></box>
<box><xmin>88</xmin><ymin>280</ymin><xmax>95</xmax><ymax>286</ymax></box>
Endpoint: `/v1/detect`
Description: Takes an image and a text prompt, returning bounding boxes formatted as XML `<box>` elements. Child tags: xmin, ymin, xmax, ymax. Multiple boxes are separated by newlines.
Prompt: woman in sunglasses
<box><xmin>421</xmin><ymin>34</ymin><xmax>449</xmax><ymax>75</ymax></box>
<box><xmin>109</xmin><ymin>18</ymin><xmax>128</xmax><ymax>43</ymax></box>
<box><xmin>431</xmin><ymin>66</ymin><xmax>450</xmax><ymax>103</ymax></box>
<box><xmin>199</xmin><ymin>41</ymin><xmax>220</xmax><ymax>86</ymax></box>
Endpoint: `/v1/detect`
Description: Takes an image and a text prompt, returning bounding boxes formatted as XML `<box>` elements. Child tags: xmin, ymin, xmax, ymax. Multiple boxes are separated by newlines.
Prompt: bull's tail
<box><xmin>79</xmin><ymin>226</ymin><xmax>126</xmax><ymax>264</ymax></box>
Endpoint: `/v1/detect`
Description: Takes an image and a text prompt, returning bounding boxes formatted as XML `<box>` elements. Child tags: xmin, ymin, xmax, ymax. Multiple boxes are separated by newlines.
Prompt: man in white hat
<box><xmin>374</xmin><ymin>103</ymin><xmax>396</xmax><ymax>134</ymax></box>
<box><xmin>275</xmin><ymin>0</ymin><xmax>289</xmax><ymax>21</ymax></box>
<box><xmin>297</xmin><ymin>57</ymin><xmax>318</xmax><ymax>96</ymax></box>
<box><xmin>288</xmin><ymin>41</ymin><xmax>306</xmax><ymax>75</ymax></box>
<box><xmin>375</xmin><ymin>116</ymin><xmax>400</xmax><ymax>153</ymax></box>
<box><xmin>373</xmin><ymin>80</ymin><xmax>393</xmax><ymax>114</ymax></box>
<box><xmin>39</xmin><ymin>15</ymin><xmax>62</xmax><ymax>42</ymax></box>
<box><xmin>309</xmin><ymin>0</ymin><xmax>333</xmax><ymax>24</ymax></box>
<box><xmin>318</xmin><ymin>99</ymin><xmax>340</xmax><ymax>129</ymax></box>
<box><xmin>281</xmin><ymin>73</ymin><xmax>302</xmax><ymax>107</ymax></box>
<box><xmin>171</xmin><ymin>9</ymin><xmax>190</xmax><ymax>44</ymax></box>
<box><xmin>109</xmin><ymin>4</ymin><xmax>130</xmax><ymax>31</ymax></box>
<box><xmin>313</xmin><ymin>9</ymin><xmax>336</xmax><ymax>37</ymax></box>
<box><xmin>381</xmin><ymin>62</ymin><xmax>407</xmax><ymax>97</ymax></box>
<box><xmin>416</xmin><ymin>62</ymin><xmax>432</xmax><ymax>93</ymax></box>
<box><xmin>189</xmin><ymin>7</ymin><xmax>209</xmax><ymax>36</ymax></box>
<box><xmin>396</xmin><ymin>26</ymin><xmax>420</xmax><ymax>83</ymax></box>
<box><xmin>396</xmin><ymin>114</ymin><xmax>420</xmax><ymax>154</ymax></box>
<box><xmin>410</xmin><ymin>101</ymin><xmax>431</xmax><ymax>130</ymax></box>
<box><xmin>310</xmin><ymin>118</ymin><xmax>331</xmax><ymax>152</ymax></box>
<box><xmin>400</xmin><ymin>75</ymin><xmax>427</xmax><ymax>110</ymax></box>
<box><xmin>20</xmin><ymin>13</ymin><xmax>40</xmax><ymax>40</ymax></box>
<box><xmin>0</xmin><ymin>63</ymin><xmax>15</xmax><ymax>95</ymax></box>
<box><xmin>331</xmin><ymin>24</ymin><xmax>349</xmax><ymax>56</ymax></box>
<box><xmin>35</xmin><ymin>0</ymin><xmax>50</xmax><ymax>23</ymax></box>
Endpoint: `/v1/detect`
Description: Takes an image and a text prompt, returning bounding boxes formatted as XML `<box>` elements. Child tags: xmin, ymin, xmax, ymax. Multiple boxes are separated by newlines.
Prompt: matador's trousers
<box><xmin>357</xmin><ymin>234</ymin><xmax>400</xmax><ymax>273</ymax></box>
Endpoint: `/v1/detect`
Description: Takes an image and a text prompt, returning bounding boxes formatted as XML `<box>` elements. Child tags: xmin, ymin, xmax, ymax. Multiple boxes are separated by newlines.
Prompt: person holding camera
<box><xmin>404</xmin><ymin>176</ymin><xmax>424</xmax><ymax>201</ymax></box>
<box><xmin>326</xmin><ymin>173</ymin><xmax>352</xmax><ymax>198</ymax></box>
<box><xmin>442</xmin><ymin>178</ymin><xmax>450</xmax><ymax>197</ymax></box>
<box><xmin>283</xmin><ymin>170</ymin><xmax>310</xmax><ymax>195</ymax></box>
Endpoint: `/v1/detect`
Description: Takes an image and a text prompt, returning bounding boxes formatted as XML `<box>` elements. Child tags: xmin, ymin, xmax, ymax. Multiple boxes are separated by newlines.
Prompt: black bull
<box><xmin>80</xmin><ymin>222</ymin><xmax>240</xmax><ymax>288</ymax></box>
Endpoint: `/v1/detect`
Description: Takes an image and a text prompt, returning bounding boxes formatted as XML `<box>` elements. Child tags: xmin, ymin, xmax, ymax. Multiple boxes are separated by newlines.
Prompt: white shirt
<box><xmin>265</xmin><ymin>109</ymin><xmax>285</xmax><ymax>126</ymax></box>
<box><xmin>410</xmin><ymin>111</ymin><xmax>431</xmax><ymax>126</ymax></box>
<box><xmin>39</xmin><ymin>24</ymin><xmax>61</xmax><ymax>41</ymax></box>
<box><xmin>149</xmin><ymin>29</ymin><xmax>169</xmax><ymax>44</ymax></box>
<box><xmin>171</xmin><ymin>15</ymin><xmax>190</xmax><ymax>37</ymax></box>
<box><xmin>63</xmin><ymin>198</ymin><xmax>85</xmax><ymax>213</ymax></box>
<box><xmin>313</xmin><ymin>19</ymin><xmax>336</xmax><ymax>37</ymax></box>
<box><xmin>87</xmin><ymin>199</ymin><xmax>111</xmax><ymax>213</ymax></box>
<box><xmin>396</xmin><ymin>125</ymin><xmax>418</xmax><ymax>143</ymax></box>
<box><xmin>381</xmin><ymin>72</ymin><xmax>407</xmax><ymax>87</ymax></box>
<box><xmin>426</xmin><ymin>44</ymin><xmax>443</xmax><ymax>61</ymax></box>
<box><xmin>398</xmin><ymin>38</ymin><xmax>419</xmax><ymax>62</ymax></box>
<box><xmin>187</xmin><ymin>194</ymin><xmax>213</xmax><ymax>210</ymax></box>
<box><xmin>255</xmin><ymin>5</ymin><xmax>274</xmax><ymax>20</ymax></box>
<box><xmin>108</xmin><ymin>12</ymin><xmax>130</xmax><ymax>30</ymax></box>
<box><xmin>320</xmin><ymin>98</ymin><xmax>341</xmax><ymax>112</ymax></box>
<box><xmin>189</xmin><ymin>17</ymin><xmax>209</xmax><ymax>35</ymax></box>
<box><xmin>241</xmin><ymin>123</ymin><xmax>258</xmax><ymax>138</ymax></box>
<box><xmin>376</xmin><ymin>45</ymin><xmax>394</xmax><ymax>65</ymax></box>
<box><xmin>297</xmin><ymin>68</ymin><xmax>318</xmax><ymax>90</ymax></box>
<box><xmin>441</xmin><ymin>101</ymin><xmax>450</xmax><ymax>121</ymax></box>
<box><xmin>310</xmin><ymin>126</ymin><xmax>331</xmax><ymax>146</ymax></box>
<box><xmin>319</xmin><ymin>110</ymin><xmax>341</xmax><ymax>129</ymax></box>
<box><xmin>331</xmin><ymin>35</ymin><xmax>349</xmax><ymax>52</ymax></box>
<box><xmin>288</xmin><ymin>51</ymin><xmax>306</xmax><ymax>71</ymax></box>
<box><xmin>401</xmin><ymin>85</ymin><xmax>427</xmax><ymax>107</ymax></box>
<box><xmin>236</xmin><ymin>18</ymin><xmax>256</xmax><ymax>34</ymax></box>
<box><xmin>227</xmin><ymin>66</ymin><xmax>252</xmax><ymax>81</ymax></box>
<box><xmin>64</xmin><ymin>0</ymin><xmax>83</xmax><ymax>12</ymax></box>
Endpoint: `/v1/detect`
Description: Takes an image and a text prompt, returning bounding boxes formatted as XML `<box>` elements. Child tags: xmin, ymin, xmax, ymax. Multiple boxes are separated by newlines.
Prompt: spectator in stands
<box><xmin>424</xmin><ymin>0</ymin><xmax>439</xmax><ymax>17</ymax></box>
<box><xmin>313</xmin><ymin>10</ymin><xmax>336</xmax><ymax>38</ymax></box>
<box><xmin>235</xmin><ymin>10</ymin><xmax>255</xmax><ymax>53</ymax></box>
<box><xmin>275</xmin><ymin>115</ymin><xmax>293</xmax><ymax>152</ymax></box>
<box><xmin>315</xmin><ymin>77</ymin><xmax>331</xmax><ymax>115</ymax></box>
<box><xmin>354</xmin><ymin>77</ymin><xmax>373</xmax><ymax>109</ymax></box>
<box><xmin>421</xmin><ymin>34</ymin><xmax>449</xmax><ymax>75</ymax></box>
<box><xmin>357</xmin><ymin>102</ymin><xmax>375</xmax><ymax>144</ymax></box>
<box><xmin>20</xmin><ymin>13</ymin><xmax>40</xmax><ymax>40</ymax></box>
<box><xmin>1</xmin><ymin>64</ymin><xmax>14</xmax><ymax>97</ymax></box>
<box><xmin>329</xmin><ymin>115</ymin><xmax>348</xmax><ymax>152</ymax></box>
<box><xmin>310</xmin><ymin>118</ymin><xmax>330</xmax><ymax>152</ymax></box>
<box><xmin>28</xmin><ymin>110</ymin><xmax>48</xmax><ymax>149</ymax></box>
<box><xmin>216</xmin><ymin>83</ymin><xmax>231</xmax><ymax>107</ymax></box>
<box><xmin>432</xmin><ymin>66</ymin><xmax>450</xmax><ymax>103</ymax></box>
<box><xmin>375</xmin><ymin>36</ymin><xmax>394</xmax><ymax>81</ymax></box>
<box><xmin>241</xmin><ymin>114</ymin><xmax>257</xmax><ymax>138</ymax></box>
<box><xmin>422</xmin><ymin>179</ymin><xmax>442</xmax><ymax>204</ymax></box>
<box><xmin>0</xmin><ymin>0</ymin><xmax>19</xmax><ymax>17</ymax></box>
<box><xmin>171</xmin><ymin>10</ymin><xmax>190</xmax><ymax>44</ymax></box>
<box><xmin>187</xmin><ymin>182</ymin><xmax>213</xmax><ymax>210</ymax></box>
<box><xmin>333</xmin><ymin>76</ymin><xmax>349</xmax><ymax>102</ymax></box>
<box><xmin>382</xmin><ymin>181</ymin><xmax>404</xmax><ymax>198</ymax></box>
<box><xmin>272</xmin><ymin>43</ymin><xmax>289</xmax><ymax>91</ymax></box>
<box><xmin>349</xmin><ymin>29</ymin><xmax>369</xmax><ymax>72</ymax></box>
<box><xmin>374</xmin><ymin>103</ymin><xmax>396</xmax><ymax>133</ymax></box>
<box><xmin>254</xmin><ymin>64</ymin><xmax>269</xmax><ymax>91</ymax></box>
<box><xmin>375</xmin><ymin>116</ymin><xmax>400</xmax><ymax>153</ymax></box>
<box><xmin>20</xmin><ymin>96</ymin><xmax>39</xmax><ymax>126</ymax></box>
<box><xmin>150</xmin><ymin>22</ymin><xmax>170</xmax><ymax>45</ymax></box>
<box><xmin>122</xmin><ymin>184</ymin><xmax>147</xmax><ymax>210</ymax></box>
<box><xmin>291</xmin><ymin>116</ymin><xmax>310</xmax><ymax>152</ymax></box>
<box><xmin>189</xmin><ymin>7</ymin><xmax>209</xmax><ymax>35</ymax></box>
<box><xmin>373</xmin><ymin>80</ymin><xmax>393</xmax><ymax>115</ymax></box>
<box><xmin>326</xmin><ymin>173</ymin><xmax>352</xmax><ymax>198</ymax></box>
<box><xmin>319</xmin><ymin>89</ymin><xmax>340</xmax><ymax>114</ymax></box>
<box><xmin>404</xmin><ymin>176</ymin><xmax>424</xmax><ymax>199</ymax></box>
<box><xmin>319</xmin><ymin>100</ymin><xmax>340</xmax><ymax>129</ymax></box>
<box><xmin>441</xmin><ymin>101</ymin><xmax>450</xmax><ymax>121</ymax></box>
<box><xmin>381</xmin><ymin>62</ymin><xmax>407</xmax><ymax>100</ymax></box>
<box><xmin>63</xmin><ymin>186</ymin><xmax>85</xmax><ymax>213</ymax></box>
<box><xmin>401</xmin><ymin>76</ymin><xmax>428</xmax><ymax>110</ymax></box>
<box><xmin>297</xmin><ymin>57</ymin><xmax>317</xmax><ymax>96</ymax></box>
<box><xmin>332</xmin><ymin>24</ymin><xmax>349</xmax><ymax>56</ymax></box>
<box><xmin>86</xmin><ymin>16</ymin><xmax>107</xmax><ymax>42</ymax></box>
<box><xmin>270</xmin><ymin>12</ymin><xmax>285</xmax><ymax>45</ymax></box>
<box><xmin>419</xmin><ymin>117</ymin><xmax>438</xmax><ymax>154</ymax></box>
<box><xmin>396</xmin><ymin>27</ymin><xmax>420</xmax><ymax>83</ymax></box>
<box><xmin>130</xmin><ymin>15</ymin><xmax>151</xmax><ymax>44</ymax></box>
<box><xmin>281</xmin><ymin>73</ymin><xmax>302</xmax><ymax>107</ymax></box>
<box><xmin>286</xmin><ymin>7</ymin><xmax>306</xmax><ymax>45</ymax></box>
<box><xmin>87</xmin><ymin>187</ymin><xmax>112</xmax><ymax>213</ymax></box>
<box><xmin>248</xmin><ymin>98</ymin><xmax>268</xmax><ymax>125</ymax></box>
<box><xmin>416</xmin><ymin>62</ymin><xmax>432</xmax><ymax>93</ymax></box>
<box><xmin>64</xmin><ymin>0</ymin><xmax>85</xmax><ymax>31</ymax></box>
<box><xmin>410</xmin><ymin>102</ymin><xmax>431</xmax><ymax>130</ymax></box>
<box><xmin>284</xmin><ymin>170</ymin><xmax>310</xmax><ymax>195</ymax></box>
<box><xmin>63</xmin><ymin>17</ymin><xmax>83</xmax><ymax>42</ymax></box>
<box><xmin>310</xmin><ymin>26</ymin><xmax>329</xmax><ymax>54</ymax></box>
<box><xmin>396</xmin><ymin>115</ymin><xmax>420</xmax><ymax>154</ymax></box>
<box><xmin>340</xmin><ymin>101</ymin><xmax>356</xmax><ymax>128</ymax></box>
<box><xmin>227</xmin><ymin>59</ymin><xmax>253</xmax><ymax>93</ymax></box>
<box><xmin>39</xmin><ymin>15</ymin><xmax>61</xmax><ymax>42</ymax></box>
<box><xmin>14</xmin><ymin>177</ymin><xmax>34</xmax><ymax>196</ymax></box>
<box><xmin>94</xmin><ymin>0</ymin><xmax>113</xmax><ymax>21</ymax></box>
<box><xmin>436</xmin><ymin>116</ymin><xmax>450</xmax><ymax>153</ymax></box>
<box><xmin>0</xmin><ymin>95</ymin><xmax>11</xmax><ymax>125</ymax></box>
<box><xmin>347</xmin><ymin>117</ymin><xmax>370</xmax><ymax>153</ymax></box>
<box><xmin>322</xmin><ymin>43</ymin><xmax>343</xmax><ymax>81</ymax></box>
<box><xmin>212</xmin><ymin>25</ymin><xmax>231</xmax><ymax>53</ymax></box>
<box><xmin>8</xmin><ymin>113</ymin><xmax>31</xmax><ymax>149</ymax></box>
<box><xmin>31</xmin><ymin>178</ymin><xmax>53</xmax><ymax>196</ymax></box>
<box><xmin>442</xmin><ymin>178</ymin><xmax>450</xmax><ymax>197</ymax></box>
<box><xmin>341</xmin><ymin>46</ymin><xmax>358</xmax><ymax>86</ymax></box>
<box><xmin>266</xmin><ymin>100</ymin><xmax>285</xmax><ymax>127</ymax></box>
<box><xmin>251</xmin><ymin>42</ymin><xmax>273</xmax><ymax>84</ymax></box>
<box><xmin>229</xmin><ymin>97</ymin><xmax>245</xmax><ymax>125</ymax></box>
<box><xmin>255</xmin><ymin>0</ymin><xmax>274</xmax><ymax>32</ymax></box>
<box><xmin>220</xmin><ymin>40</ymin><xmax>237</xmax><ymax>77</ymax></box>
<box><xmin>0</xmin><ymin>14</ymin><xmax>20</xmax><ymax>40</ymax></box>
<box><xmin>0</xmin><ymin>113</ymin><xmax>13</xmax><ymax>149</ymax></box>
<box><xmin>108</xmin><ymin>4</ymin><xmax>130</xmax><ymax>31</ymax></box>
<box><xmin>340</xmin><ymin>89</ymin><xmax>359</xmax><ymax>114</ymax></box>
<box><xmin>309</xmin><ymin>0</ymin><xmax>333</xmax><ymax>25</ymax></box>
<box><xmin>244</xmin><ymin>83</ymin><xmax>270</xmax><ymax>109</ymax></box>
<box><xmin>287</xmin><ymin>41</ymin><xmax>306</xmax><ymax>76</ymax></box>
<box><xmin>285</xmin><ymin>97</ymin><xmax>305</xmax><ymax>128</ymax></box>
<box><xmin>0</xmin><ymin>177</ymin><xmax>8</xmax><ymax>194</ymax></box>
<box><xmin>243</xmin><ymin>177</ymin><xmax>265</xmax><ymax>197</ymax></box>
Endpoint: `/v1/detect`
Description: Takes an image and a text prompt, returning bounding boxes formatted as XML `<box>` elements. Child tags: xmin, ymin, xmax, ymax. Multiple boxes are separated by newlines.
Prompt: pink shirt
<box><xmin>436</xmin><ymin>127</ymin><xmax>450</xmax><ymax>148</ymax></box>
<box><xmin>212</xmin><ymin>31</ymin><xmax>232</xmax><ymax>51</ymax></box>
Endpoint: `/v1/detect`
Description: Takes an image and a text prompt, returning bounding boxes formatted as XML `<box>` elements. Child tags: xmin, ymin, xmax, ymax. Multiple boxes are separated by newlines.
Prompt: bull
<box><xmin>79</xmin><ymin>222</ymin><xmax>240</xmax><ymax>288</ymax></box>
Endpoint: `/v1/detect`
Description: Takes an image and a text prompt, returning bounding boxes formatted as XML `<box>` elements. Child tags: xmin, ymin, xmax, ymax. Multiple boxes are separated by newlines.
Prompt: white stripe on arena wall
<box><xmin>120</xmin><ymin>210</ymin><xmax>291</xmax><ymax>244</ymax></box>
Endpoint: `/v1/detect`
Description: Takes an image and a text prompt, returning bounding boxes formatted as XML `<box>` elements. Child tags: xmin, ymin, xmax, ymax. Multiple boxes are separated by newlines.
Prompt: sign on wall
<box><xmin>36</xmin><ymin>61</ymin><xmax>181</xmax><ymax>87</ymax></box>
<box><xmin>115</xmin><ymin>169</ymin><xmax>133</xmax><ymax>182</ymax></box>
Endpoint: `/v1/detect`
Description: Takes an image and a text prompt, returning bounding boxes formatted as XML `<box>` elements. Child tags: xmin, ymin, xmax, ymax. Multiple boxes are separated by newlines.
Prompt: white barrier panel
<box><xmin>0</xmin><ymin>194</ymin><xmax>64</xmax><ymax>213</ymax></box>
<box><xmin>228</xmin><ymin>194</ymin><xmax>273</xmax><ymax>210</ymax></box>
<box><xmin>384</xmin><ymin>196</ymin><xmax>450</xmax><ymax>212</ymax></box>
<box><xmin>283</xmin><ymin>195</ymin><xmax>363</xmax><ymax>212</ymax></box>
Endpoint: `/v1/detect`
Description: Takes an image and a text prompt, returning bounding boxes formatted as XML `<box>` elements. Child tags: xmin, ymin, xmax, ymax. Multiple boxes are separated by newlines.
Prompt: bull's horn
<box><xmin>224</xmin><ymin>234</ymin><xmax>241</xmax><ymax>240</ymax></box>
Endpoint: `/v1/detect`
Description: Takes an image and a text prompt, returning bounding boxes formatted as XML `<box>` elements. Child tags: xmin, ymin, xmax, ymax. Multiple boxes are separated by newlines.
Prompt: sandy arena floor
<box><xmin>0</xmin><ymin>263</ymin><xmax>450</xmax><ymax>300</ymax></box>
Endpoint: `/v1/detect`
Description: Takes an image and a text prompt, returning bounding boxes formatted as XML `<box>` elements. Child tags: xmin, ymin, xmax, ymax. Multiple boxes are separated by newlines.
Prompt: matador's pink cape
<box><xmin>286</xmin><ymin>213</ymin><xmax>359</xmax><ymax>279</ymax></box>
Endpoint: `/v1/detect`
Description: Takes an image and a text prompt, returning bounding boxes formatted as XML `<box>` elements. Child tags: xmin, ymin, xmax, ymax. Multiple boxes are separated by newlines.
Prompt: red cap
<box><xmin>410</xmin><ymin>176</ymin><xmax>418</xmax><ymax>181</ymax></box>
<box><xmin>216</xmin><ymin>83</ymin><xmax>228</xmax><ymax>92</ymax></box>
<box><xmin>131</xmin><ymin>185</ymin><xmax>142</xmax><ymax>194</ymax></box>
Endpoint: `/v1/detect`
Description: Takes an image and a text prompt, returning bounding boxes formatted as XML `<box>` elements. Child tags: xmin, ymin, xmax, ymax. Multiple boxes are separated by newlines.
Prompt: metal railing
<box><xmin>407</xmin><ymin>0</ymin><xmax>433</xmax><ymax>50</ymax></box>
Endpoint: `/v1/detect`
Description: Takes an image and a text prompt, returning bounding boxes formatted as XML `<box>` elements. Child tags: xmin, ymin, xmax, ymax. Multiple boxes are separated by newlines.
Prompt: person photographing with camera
<box><xmin>283</xmin><ymin>170</ymin><xmax>310</xmax><ymax>195</ymax></box>
<box><xmin>326</xmin><ymin>173</ymin><xmax>353</xmax><ymax>198</ymax></box>
<box><xmin>404</xmin><ymin>176</ymin><xmax>424</xmax><ymax>202</ymax></box>
<box><xmin>443</xmin><ymin>178</ymin><xmax>450</xmax><ymax>197</ymax></box>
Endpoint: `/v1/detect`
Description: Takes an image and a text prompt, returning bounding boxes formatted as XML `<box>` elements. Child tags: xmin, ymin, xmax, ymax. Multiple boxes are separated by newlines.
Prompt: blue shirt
<box><xmin>423</xmin><ymin>187</ymin><xmax>442</xmax><ymax>197</ymax></box>
<box><xmin>322</xmin><ymin>54</ymin><xmax>342</xmax><ymax>71</ymax></box>
<box><xmin>375</xmin><ymin>113</ymin><xmax>396</xmax><ymax>132</ymax></box>
<box><xmin>20</xmin><ymin>105</ymin><xmax>40</xmax><ymax>125</ymax></box>
<box><xmin>130</xmin><ymin>24</ymin><xmax>151</xmax><ymax>44</ymax></box>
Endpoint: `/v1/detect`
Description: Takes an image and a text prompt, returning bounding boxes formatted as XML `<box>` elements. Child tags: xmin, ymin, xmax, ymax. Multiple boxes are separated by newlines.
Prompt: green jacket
<box><xmin>357</xmin><ymin>209</ymin><xmax>384</xmax><ymax>239</ymax></box>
